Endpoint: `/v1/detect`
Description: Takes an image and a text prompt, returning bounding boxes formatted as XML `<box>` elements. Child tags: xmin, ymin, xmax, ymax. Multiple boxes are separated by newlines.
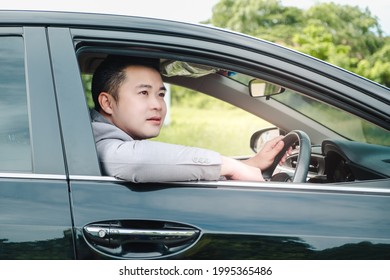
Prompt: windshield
<box><xmin>223</xmin><ymin>71</ymin><xmax>389</xmax><ymax>146</ymax></box>
<box><xmin>272</xmin><ymin>89</ymin><xmax>390</xmax><ymax>146</ymax></box>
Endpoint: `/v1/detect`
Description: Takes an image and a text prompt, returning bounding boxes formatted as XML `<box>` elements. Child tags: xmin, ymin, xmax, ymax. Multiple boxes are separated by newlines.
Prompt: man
<box><xmin>90</xmin><ymin>55</ymin><xmax>288</xmax><ymax>182</ymax></box>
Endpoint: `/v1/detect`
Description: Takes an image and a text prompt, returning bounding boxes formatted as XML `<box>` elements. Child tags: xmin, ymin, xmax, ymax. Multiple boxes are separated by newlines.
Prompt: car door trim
<box><xmin>0</xmin><ymin>172</ymin><xmax>67</xmax><ymax>180</ymax></box>
<box><xmin>68</xmin><ymin>175</ymin><xmax>390</xmax><ymax>195</ymax></box>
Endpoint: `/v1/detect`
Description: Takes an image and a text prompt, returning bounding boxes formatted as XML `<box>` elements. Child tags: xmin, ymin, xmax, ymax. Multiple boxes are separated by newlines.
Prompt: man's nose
<box><xmin>150</xmin><ymin>95</ymin><xmax>163</xmax><ymax>110</ymax></box>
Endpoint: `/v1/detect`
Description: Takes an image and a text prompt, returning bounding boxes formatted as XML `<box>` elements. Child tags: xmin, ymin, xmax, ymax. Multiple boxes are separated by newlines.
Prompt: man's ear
<box><xmin>98</xmin><ymin>92</ymin><xmax>114</xmax><ymax>115</ymax></box>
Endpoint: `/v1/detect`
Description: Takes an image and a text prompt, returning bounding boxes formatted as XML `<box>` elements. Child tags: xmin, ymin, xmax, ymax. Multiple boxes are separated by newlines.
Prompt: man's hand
<box><xmin>219</xmin><ymin>135</ymin><xmax>292</xmax><ymax>182</ymax></box>
<box><xmin>243</xmin><ymin>135</ymin><xmax>291</xmax><ymax>171</ymax></box>
<box><xmin>220</xmin><ymin>156</ymin><xmax>264</xmax><ymax>181</ymax></box>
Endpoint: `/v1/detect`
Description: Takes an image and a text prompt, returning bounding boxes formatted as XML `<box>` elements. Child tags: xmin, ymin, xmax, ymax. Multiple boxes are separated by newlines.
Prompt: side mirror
<box><xmin>250</xmin><ymin>127</ymin><xmax>286</xmax><ymax>153</ymax></box>
<box><xmin>249</xmin><ymin>79</ymin><xmax>285</xmax><ymax>98</ymax></box>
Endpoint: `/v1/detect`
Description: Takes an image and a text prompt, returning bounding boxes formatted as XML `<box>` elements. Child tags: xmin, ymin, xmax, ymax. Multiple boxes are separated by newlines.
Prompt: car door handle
<box><xmin>84</xmin><ymin>224</ymin><xmax>199</xmax><ymax>240</ymax></box>
<box><xmin>83</xmin><ymin>220</ymin><xmax>201</xmax><ymax>259</ymax></box>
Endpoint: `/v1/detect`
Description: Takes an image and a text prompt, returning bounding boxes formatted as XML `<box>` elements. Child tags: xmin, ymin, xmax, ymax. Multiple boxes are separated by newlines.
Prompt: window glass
<box><xmin>272</xmin><ymin>89</ymin><xmax>390</xmax><ymax>146</ymax></box>
<box><xmin>0</xmin><ymin>36</ymin><xmax>32</xmax><ymax>172</ymax></box>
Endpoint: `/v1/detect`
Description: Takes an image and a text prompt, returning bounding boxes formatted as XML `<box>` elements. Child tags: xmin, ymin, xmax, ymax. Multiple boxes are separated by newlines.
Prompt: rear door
<box><xmin>0</xmin><ymin>27</ymin><xmax>73</xmax><ymax>259</ymax></box>
<box><xmin>48</xmin><ymin>26</ymin><xmax>390</xmax><ymax>260</ymax></box>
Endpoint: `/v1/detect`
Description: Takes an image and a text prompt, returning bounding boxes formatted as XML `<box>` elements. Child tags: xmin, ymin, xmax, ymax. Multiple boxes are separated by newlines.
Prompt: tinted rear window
<box><xmin>0</xmin><ymin>36</ymin><xmax>32</xmax><ymax>172</ymax></box>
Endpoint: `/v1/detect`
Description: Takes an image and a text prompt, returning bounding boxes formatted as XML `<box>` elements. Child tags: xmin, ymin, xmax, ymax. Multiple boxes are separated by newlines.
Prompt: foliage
<box><xmin>82</xmin><ymin>74</ymin><xmax>94</xmax><ymax>108</ymax></box>
<box><xmin>207</xmin><ymin>0</ymin><xmax>303</xmax><ymax>45</ymax></box>
<box><xmin>206</xmin><ymin>0</ymin><xmax>390</xmax><ymax>87</ymax></box>
<box><xmin>355</xmin><ymin>39</ymin><xmax>390</xmax><ymax>84</ymax></box>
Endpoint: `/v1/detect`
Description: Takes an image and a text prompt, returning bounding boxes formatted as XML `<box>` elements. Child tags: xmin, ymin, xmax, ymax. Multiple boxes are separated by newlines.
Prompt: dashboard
<box><xmin>283</xmin><ymin>140</ymin><xmax>390</xmax><ymax>183</ymax></box>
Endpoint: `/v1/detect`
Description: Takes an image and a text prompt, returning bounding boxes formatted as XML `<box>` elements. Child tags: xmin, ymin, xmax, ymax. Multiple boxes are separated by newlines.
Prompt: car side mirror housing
<box><xmin>250</xmin><ymin>127</ymin><xmax>286</xmax><ymax>153</ymax></box>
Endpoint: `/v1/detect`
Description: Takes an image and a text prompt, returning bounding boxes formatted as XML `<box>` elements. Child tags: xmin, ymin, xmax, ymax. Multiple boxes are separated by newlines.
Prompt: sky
<box><xmin>0</xmin><ymin>0</ymin><xmax>389</xmax><ymax>35</ymax></box>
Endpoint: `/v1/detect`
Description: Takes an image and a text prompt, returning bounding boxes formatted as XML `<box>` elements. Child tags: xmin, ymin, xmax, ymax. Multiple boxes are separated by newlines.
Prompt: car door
<box><xmin>0</xmin><ymin>27</ymin><xmax>74</xmax><ymax>259</ymax></box>
<box><xmin>47</xmin><ymin>25</ymin><xmax>390</xmax><ymax>260</ymax></box>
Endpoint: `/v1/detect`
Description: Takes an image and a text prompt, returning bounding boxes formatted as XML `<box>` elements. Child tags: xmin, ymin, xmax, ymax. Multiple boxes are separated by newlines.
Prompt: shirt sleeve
<box><xmin>96</xmin><ymin>138</ymin><xmax>222</xmax><ymax>182</ymax></box>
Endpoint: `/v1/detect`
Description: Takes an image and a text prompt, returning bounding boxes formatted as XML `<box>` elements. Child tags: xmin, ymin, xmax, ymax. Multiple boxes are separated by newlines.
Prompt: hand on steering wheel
<box><xmin>262</xmin><ymin>130</ymin><xmax>311</xmax><ymax>183</ymax></box>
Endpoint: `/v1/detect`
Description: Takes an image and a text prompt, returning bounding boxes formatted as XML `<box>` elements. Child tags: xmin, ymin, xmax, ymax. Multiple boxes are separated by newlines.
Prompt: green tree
<box><xmin>206</xmin><ymin>0</ymin><xmax>304</xmax><ymax>45</ymax></box>
<box><xmin>292</xmin><ymin>3</ymin><xmax>388</xmax><ymax>83</ymax></box>
<box><xmin>207</xmin><ymin>0</ymin><xmax>390</xmax><ymax>87</ymax></box>
<box><xmin>303</xmin><ymin>3</ymin><xmax>383</xmax><ymax>56</ymax></box>
<box><xmin>355</xmin><ymin>39</ymin><xmax>390</xmax><ymax>85</ymax></box>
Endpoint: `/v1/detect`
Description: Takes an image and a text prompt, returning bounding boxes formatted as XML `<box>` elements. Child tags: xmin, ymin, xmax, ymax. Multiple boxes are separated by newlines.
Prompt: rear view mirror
<box><xmin>249</xmin><ymin>79</ymin><xmax>285</xmax><ymax>98</ymax></box>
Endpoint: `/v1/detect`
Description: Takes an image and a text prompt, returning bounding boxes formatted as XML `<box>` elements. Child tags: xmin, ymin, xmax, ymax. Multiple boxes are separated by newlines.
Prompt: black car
<box><xmin>0</xmin><ymin>10</ymin><xmax>389</xmax><ymax>260</ymax></box>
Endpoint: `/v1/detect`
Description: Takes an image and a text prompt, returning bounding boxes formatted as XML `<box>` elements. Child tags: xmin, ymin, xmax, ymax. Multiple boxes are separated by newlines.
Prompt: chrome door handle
<box><xmin>84</xmin><ymin>224</ymin><xmax>199</xmax><ymax>240</ymax></box>
<box><xmin>82</xmin><ymin>220</ymin><xmax>201</xmax><ymax>259</ymax></box>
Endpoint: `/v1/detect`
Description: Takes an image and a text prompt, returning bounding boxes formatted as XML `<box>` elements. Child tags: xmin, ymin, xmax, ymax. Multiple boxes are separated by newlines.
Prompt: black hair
<box><xmin>91</xmin><ymin>55</ymin><xmax>160</xmax><ymax>111</ymax></box>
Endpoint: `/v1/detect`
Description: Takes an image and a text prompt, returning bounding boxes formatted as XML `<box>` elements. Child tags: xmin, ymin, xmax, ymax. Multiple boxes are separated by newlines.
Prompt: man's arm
<box><xmin>93</xmin><ymin>114</ymin><xmax>287</xmax><ymax>182</ymax></box>
<box><xmin>97</xmin><ymin>138</ymin><xmax>223</xmax><ymax>182</ymax></box>
<box><xmin>220</xmin><ymin>156</ymin><xmax>264</xmax><ymax>181</ymax></box>
<box><xmin>96</xmin><ymin>135</ymin><xmax>287</xmax><ymax>183</ymax></box>
<box><xmin>220</xmin><ymin>136</ymin><xmax>290</xmax><ymax>181</ymax></box>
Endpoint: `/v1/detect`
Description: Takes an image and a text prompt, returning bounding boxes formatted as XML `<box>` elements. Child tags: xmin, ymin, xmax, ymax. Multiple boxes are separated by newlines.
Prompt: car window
<box><xmin>272</xmin><ymin>89</ymin><xmax>390</xmax><ymax>146</ymax></box>
<box><xmin>153</xmin><ymin>84</ymin><xmax>271</xmax><ymax>157</ymax></box>
<box><xmin>81</xmin><ymin>73</ymin><xmax>271</xmax><ymax>157</ymax></box>
<box><xmin>0</xmin><ymin>36</ymin><xmax>32</xmax><ymax>172</ymax></box>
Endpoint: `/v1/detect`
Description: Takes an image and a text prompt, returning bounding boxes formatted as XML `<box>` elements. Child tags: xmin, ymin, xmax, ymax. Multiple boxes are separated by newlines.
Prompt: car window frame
<box><xmin>54</xmin><ymin>26</ymin><xmax>390</xmax><ymax>191</ymax></box>
<box><xmin>0</xmin><ymin>27</ymin><xmax>66</xmax><ymax>177</ymax></box>
<box><xmin>24</xmin><ymin>27</ymin><xmax>67</xmax><ymax>176</ymax></box>
<box><xmin>47</xmin><ymin>27</ymin><xmax>101</xmax><ymax>177</ymax></box>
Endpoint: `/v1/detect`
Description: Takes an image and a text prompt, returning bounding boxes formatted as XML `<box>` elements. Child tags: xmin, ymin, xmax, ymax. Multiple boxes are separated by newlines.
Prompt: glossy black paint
<box><xmin>70</xmin><ymin>180</ymin><xmax>390</xmax><ymax>259</ymax></box>
<box><xmin>0</xmin><ymin>178</ymin><xmax>74</xmax><ymax>259</ymax></box>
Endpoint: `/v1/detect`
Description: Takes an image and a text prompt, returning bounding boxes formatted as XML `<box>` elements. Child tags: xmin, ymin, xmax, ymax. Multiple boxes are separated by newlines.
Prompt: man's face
<box><xmin>107</xmin><ymin>65</ymin><xmax>167</xmax><ymax>139</ymax></box>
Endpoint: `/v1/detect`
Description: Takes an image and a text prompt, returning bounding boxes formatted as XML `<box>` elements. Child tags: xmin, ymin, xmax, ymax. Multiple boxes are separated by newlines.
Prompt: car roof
<box><xmin>0</xmin><ymin>10</ymin><xmax>386</xmax><ymax>86</ymax></box>
<box><xmin>0</xmin><ymin>10</ymin><xmax>243</xmax><ymax>38</ymax></box>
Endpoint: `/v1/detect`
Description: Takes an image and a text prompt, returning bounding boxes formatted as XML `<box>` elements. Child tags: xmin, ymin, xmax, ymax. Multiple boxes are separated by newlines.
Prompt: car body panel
<box><xmin>70</xmin><ymin>179</ymin><xmax>390</xmax><ymax>259</ymax></box>
<box><xmin>0</xmin><ymin>177</ymin><xmax>74</xmax><ymax>259</ymax></box>
<box><xmin>0</xmin><ymin>25</ymin><xmax>73</xmax><ymax>259</ymax></box>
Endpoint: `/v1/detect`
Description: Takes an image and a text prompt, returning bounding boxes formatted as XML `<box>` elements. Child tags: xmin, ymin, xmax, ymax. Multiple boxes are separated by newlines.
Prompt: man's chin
<box><xmin>142</xmin><ymin>131</ymin><xmax>161</xmax><ymax>139</ymax></box>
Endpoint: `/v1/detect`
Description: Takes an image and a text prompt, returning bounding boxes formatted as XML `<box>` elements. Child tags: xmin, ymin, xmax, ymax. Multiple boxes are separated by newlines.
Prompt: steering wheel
<box><xmin>262</xmin><ymin>130</ymin><xmax>311</xmax><ymax>183</ymax></box>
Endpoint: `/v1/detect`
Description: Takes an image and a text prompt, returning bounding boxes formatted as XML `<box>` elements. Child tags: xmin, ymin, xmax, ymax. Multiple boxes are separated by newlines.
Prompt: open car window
<box><xmin>81</xmin><ymin>69</ymin><xmax>272</xmax><ymax>157</ymax></box>
<box><xmin>152</xmin><ymin>83</ymin><xmax>271</xmax><ymax>157</ymax></box>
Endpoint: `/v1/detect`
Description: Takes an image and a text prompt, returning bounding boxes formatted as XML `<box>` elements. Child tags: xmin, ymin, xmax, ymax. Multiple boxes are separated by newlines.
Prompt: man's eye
<box><xmin>139</xmin><ymin>91</ymin><xmax>148</xmax><ymax>95</ymax></box>
<box><xmin>159</xmin><ymin>92</ymin><xmax>166</xmax><ymax>98</ymax></box>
